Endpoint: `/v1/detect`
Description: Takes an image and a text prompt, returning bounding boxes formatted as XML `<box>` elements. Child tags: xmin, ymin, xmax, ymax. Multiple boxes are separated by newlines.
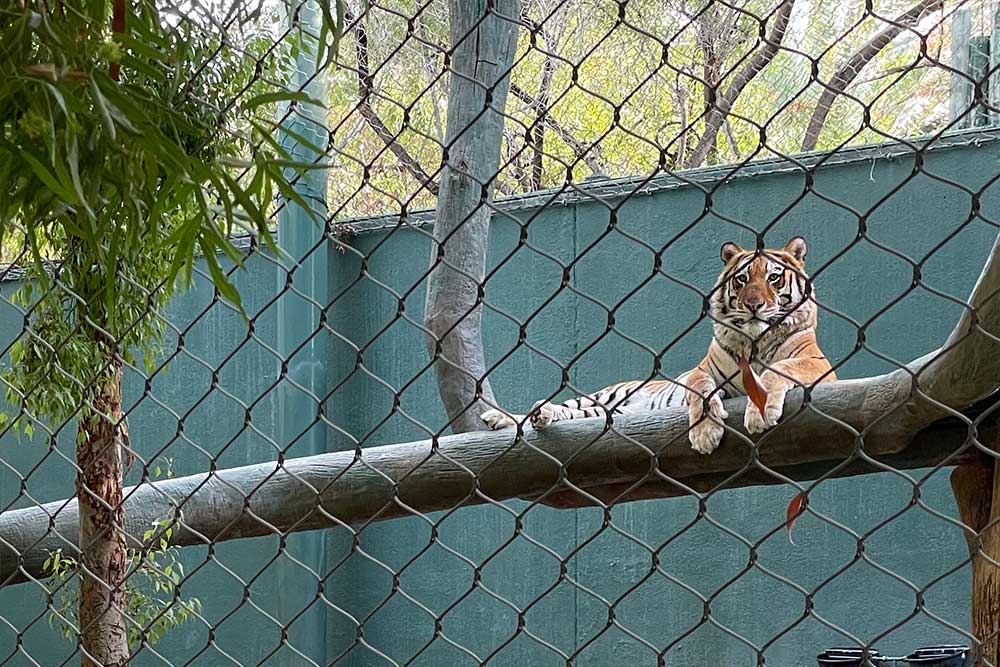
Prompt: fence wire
<box><xmin>2</xmin><ymin>0</ymin><xmax>1000</xmax><ymax>666</ymax></box>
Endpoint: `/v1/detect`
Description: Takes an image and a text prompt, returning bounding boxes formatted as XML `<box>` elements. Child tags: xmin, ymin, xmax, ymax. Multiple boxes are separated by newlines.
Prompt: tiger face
<box><xmin>712</xmin><ymin>236</ymin><xmax>814</xmax><ymax>339</ymax></box>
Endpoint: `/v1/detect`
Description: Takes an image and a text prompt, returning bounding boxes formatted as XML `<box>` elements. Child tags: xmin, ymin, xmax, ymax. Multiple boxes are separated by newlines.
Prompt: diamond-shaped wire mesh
<box><xmin>4</xmin><ymin>0</ymin><xmax>1000</xmax><ymax>666</ymax></box>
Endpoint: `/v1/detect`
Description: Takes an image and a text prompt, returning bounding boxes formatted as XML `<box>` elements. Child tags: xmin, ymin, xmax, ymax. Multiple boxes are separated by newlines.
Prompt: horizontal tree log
<box><xmin>2</xmin><ymin>218</ymin><xmax>999</xmax><ymax>589</ymax></box>
<box><xmin>0</xmin><ymin>374</ymin><xmax>993</xmax><ymax>588</ymax></box>
<box><xmin>533</xmin><ymin>401</ymin><xmax>996</xmax><ymax>509</ymax></box>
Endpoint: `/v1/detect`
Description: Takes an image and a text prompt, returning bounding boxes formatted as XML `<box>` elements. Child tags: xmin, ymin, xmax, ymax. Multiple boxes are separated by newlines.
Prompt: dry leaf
<box><xmin>785</xmin><ymin>492</ymin><xmax>807</xmax><ymax>544</ymax></box>
<box><xmin>738</xmin><ymin>356</ymin><xmax>768</xmax><ymax>415</ymax></box>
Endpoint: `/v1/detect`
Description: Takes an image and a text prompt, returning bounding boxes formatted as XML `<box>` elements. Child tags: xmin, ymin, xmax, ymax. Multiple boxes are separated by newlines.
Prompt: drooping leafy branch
<box><xmin>0</xmin><ymin>2</ymin><xmax>322</xmax><ymax>665</ymax></box>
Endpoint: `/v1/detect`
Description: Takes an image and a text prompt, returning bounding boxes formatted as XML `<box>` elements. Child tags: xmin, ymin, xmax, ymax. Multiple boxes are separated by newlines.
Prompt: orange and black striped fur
<box><xmin>480</xmin><ymin>237</ymin><xmax>835</xmax><ymax>454</ymax></box>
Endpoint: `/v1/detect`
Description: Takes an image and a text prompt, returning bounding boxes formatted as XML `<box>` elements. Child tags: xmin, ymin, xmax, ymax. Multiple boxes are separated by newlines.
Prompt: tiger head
<box><xmin>711</xmin><ymin>236</ymin><xmax>816</xmax><ymax>341</ymax></box>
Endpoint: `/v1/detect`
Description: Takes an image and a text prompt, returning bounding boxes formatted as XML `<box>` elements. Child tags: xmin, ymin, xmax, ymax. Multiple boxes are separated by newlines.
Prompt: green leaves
<box><xmin>41</xmin><ymin>515</ymin><xmax>202</xmax><ymax>650</ymax></box>
<box><xmin>241</xmin><ymin>89</ymin><xmax>324</xmax><ymax>112</ymax></box>
<box><xmin>0</xmin><ymin>0</ymin><xmax>318</xmax><ymax>432</ymax></box>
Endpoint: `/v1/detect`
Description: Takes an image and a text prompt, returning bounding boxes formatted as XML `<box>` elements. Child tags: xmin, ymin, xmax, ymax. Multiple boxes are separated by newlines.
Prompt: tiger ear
<box><xmin>720</xmin><ymin>241</ymin><xmax>742</xmax><ymax>264</ymax></box>
<box><xmin>784</xmin><ymin>236</ymin><xmax>807</xmax><ymax>262</ymax></box>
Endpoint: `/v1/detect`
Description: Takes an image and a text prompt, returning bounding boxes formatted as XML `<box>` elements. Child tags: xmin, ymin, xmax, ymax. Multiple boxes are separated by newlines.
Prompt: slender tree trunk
<box><xmin>800</xmin><ymin>0</ymin><xmax>943</xmax><ymax>152</ymax></box>
<box><xmin>952</xmin><ymin>461</ymin><xmax>1000</xmax><ymax>666</ymax></box>
<box><xmin>530</xmin><ymin>27</ymin><xmax>555</xmax><ymax>190</ymax></box>
<box><xmin>509</xmin><ymin>83</ymin><xmax>606</xmax><ymax>175</ymax></box>
<box><xmin>77</xmin><ymin>360</ymin><xmax>129</xmax><ymax>667</ymax></box>
<box><xmin>684</xmin><ymin>0</ymin><xmax>795</xmax><ymax>168</ymax></box>
<box><xmin>424</xmin><ymin>0</ymin><xmax>520</xmax><ymax>433</ymax></box>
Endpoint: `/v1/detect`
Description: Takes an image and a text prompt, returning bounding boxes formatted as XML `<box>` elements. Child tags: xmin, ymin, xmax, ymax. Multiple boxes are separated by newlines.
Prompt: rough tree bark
<box><xmin>77</xmin><ymin>360</ymin><xmax>130</xmax><ymax>667</ymax></box>
<box><xmin>951</xmin><ymin>463</ymin><xmax>1000</xmax><ymax>665</ymax></box>
<box><xmin>77</xmin><ymin>1</ymin><xmax>131</xmax><ymax>660</ymax></box>
<box><xmin>800</xmin><ymin>0</ymin><xmax>944</xmax><ymax>152</ymax></box>
<box><xmin>424</xmin><ymin>0</ymin><xmax>520</xmax><ymax>433</ymax></box>
<box><xmin>684</xmin><ymin>0</ymin><xmax>795</xmax><ymax>169</ymax></box>
<box><xmin>0</xmin><ymin>380</ymin><xmax>995</xmax><ymax>589</ymax></box>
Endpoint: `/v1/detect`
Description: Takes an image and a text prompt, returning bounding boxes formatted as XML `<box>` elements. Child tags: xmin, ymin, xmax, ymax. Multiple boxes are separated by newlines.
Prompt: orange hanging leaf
<box><xmin>785</xmin><ymin>492</ymin><xmax>807</xmax><ymax>545</ymax></box>
<box><xmin>739</xmin><ymin>356</ymin><xmax>768</xmax><ymax>415</ymax></box>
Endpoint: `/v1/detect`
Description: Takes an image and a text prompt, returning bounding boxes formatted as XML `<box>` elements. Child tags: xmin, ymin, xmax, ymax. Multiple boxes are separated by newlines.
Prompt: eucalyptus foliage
<box><xmin>43</xmin><ymin>459</ymin><xmax>202</xmax><ymax>649</ymax></box>
<box><xmin>0</xmin><ymin>1</ymin><xmax>321</xmax><ymax>429</ymax></box>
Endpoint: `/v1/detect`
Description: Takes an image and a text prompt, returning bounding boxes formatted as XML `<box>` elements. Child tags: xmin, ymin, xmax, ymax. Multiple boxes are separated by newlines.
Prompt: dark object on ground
<box><xmin>817</xmin><ymin>645</ymin><xmax>970</xmax><ymax>666</ymax></box>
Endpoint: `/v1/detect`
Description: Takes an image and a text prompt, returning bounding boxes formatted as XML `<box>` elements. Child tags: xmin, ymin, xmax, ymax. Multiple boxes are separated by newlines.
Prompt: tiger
<box><xmin>480</xmin><ymin>236</ymin><xmax>835</xmax><ymax>454</ymax></box>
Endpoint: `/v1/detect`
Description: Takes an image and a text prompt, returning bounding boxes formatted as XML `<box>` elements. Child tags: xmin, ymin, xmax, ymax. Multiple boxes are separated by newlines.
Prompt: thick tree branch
<box><xmin>800</xmin><ymin>0</ymin><xmax>944</xmax><ymax>152</ymax></box>
<box><xmin>423</xmin><ymin>0</ymin><xmax>520</xmax><ymax>433</ymax></box>
<box><xmin>4</xmin><ymin>208</ymin><xmax>1000</xmax><ymax>591</ymax></box>
<box><xmin>684</xmin><ymin>0</ymin><xmax>795</xmax><ymax>169</ymax></box>
<box><xmin>0</xmin><ymin>378</ymin><xmax>995</xmax><ymax>588</ymax></box>
<box><xmin>348</xmin><ymin>11</ymin><xmax>439</xmax><ymax>194</ymax></box>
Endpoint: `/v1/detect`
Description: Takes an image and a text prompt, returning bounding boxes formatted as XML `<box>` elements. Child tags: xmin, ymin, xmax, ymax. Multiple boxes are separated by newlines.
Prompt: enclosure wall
<box><xmin>3</xmin><ymin>132</ymin><xmax>1000</xmax><ymax>666</ymax></box>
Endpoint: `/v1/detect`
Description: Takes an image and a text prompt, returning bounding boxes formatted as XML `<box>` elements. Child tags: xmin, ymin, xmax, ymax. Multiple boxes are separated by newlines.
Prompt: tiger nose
<box><xmin>745</xmin><ymin>295</ymin><xmax>764</xmax><ymax>311</ymax></box>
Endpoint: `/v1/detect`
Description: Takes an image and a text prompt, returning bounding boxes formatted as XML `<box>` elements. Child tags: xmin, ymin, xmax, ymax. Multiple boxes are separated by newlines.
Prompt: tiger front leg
<box><xmin>743</xmin><ymin>371</ymin><xmax>792</xmax><ymax>434</ymax></box>
<box><xmin>529</xmin><ymin>394</ymin><xmax>615</xmax><ymax>430</ymax></box>
<box><xmin>685</xmin><ymin>381</ymin><xmax>729</xmax><ymax>455</ymax></box>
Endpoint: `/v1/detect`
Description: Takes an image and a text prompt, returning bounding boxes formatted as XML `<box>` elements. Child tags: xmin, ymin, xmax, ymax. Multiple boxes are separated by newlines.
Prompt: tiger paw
<box><xmin>743</xmin><ymin>382</ymin><xmax>787</xmax><ymax>434</ymax></box>
<box><xmin>529</xmin><ymin>400</ymin><xmax>556</xmax><ymax>430</ymax></box>
<box><xmin>687</xmin><ymin>394</ymin><xmax>728</xmax><ymax>454</ymax></box>
<box><xmin>689</xmin><ymin>419</ymin><xmax>724</xmax><ymax>454</ymax></box>
<box><xmin>481</xmin><ymin>409</ymin><xmax>518</xmax><ymax>430</ymax></box>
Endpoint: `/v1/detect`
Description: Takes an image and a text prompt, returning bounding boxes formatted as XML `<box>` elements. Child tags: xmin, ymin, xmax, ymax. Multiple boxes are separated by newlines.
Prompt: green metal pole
<box><xmin>950</xmin><ymin>8</ymin><xmax>972</xmax><ymax>129</ymax></box>
<box><xmin>991</xmin><ymin>2</ymin><xmax>1000</xmax><ymax>124</ymax></box>
<box><xmin>276</xmin><ymin>7</ymin><xmax>328</xmax><ymax>474</ymax></box>
<box><xmin>971</xmin><ymin>35</ymin><xmax>991</xmax><ymax>127</ymax></box>
<box><xmin>276</xmin><ymin>0</ymin><xmax>329</xmax><ymax>663</ymax></box>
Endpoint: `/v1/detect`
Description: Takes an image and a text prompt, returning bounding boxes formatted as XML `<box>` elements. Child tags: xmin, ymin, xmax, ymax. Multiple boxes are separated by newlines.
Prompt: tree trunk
<box><xmin>424</xmin><ymin>0</ymin><xmax>520</xmax><ymax>433</ymax></box>
<box><xmin>684</xmin><ymin>0</ymin><xmax>795</xmax><ymax>169</ymax></box>
<box><xmin>952</xmin><ymin>460</ymin><xmax>1000</xmax><ymax>666</ymax></box>
<box><xmin>800</xmin><ymin>0</ymin><xmax>943</xmax><ymax>152</ymax></box>
<box><xmin>76</xmin><ymin>361</ymin><xmax>129</xmax><ymax>667</ymax></box>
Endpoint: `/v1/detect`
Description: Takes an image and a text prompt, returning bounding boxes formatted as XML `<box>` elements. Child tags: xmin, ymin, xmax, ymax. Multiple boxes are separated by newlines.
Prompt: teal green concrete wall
<box><xmin>325</xmin><ymin>134</ymin><xmax>1000</xmax><ymax>666</ymax></box>
<box><xmin>0</xmin><ymin>254</ymin><xmax>332</xmax><ymax>667</ymax></box>
<box><xmin>1</xmin><ymin>132</ymin><xmax>999</xmax><ymax>666</ymax></box>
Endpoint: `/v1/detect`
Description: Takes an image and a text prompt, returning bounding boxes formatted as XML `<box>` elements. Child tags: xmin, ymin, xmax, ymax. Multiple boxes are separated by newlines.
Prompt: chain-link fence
<box><xmin>3</xmin><ymin>0</ymin><xmax>1000</xmax><ymax>666</ymax></box>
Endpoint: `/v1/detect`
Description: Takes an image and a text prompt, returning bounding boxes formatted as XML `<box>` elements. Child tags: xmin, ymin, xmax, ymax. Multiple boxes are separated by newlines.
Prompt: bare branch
<box><xmin>723</xmin><ymin>117</ymin><xmax>742</xmax><ymax>160</ymax></box>
<box><xmin>684</xmin><ymin>0</ymin><xmax>796</xmax><ymax>168</ymax></box>
<box><xmin>857</xmin><ymin>61</ymin><xmax>933</xmax><ymax>85</ymax></box>
<box><xmin>800</xmin><ymin>0</ymin><xmax>944</xmax><ymax>152</ymax></box>
<box><xmin>348</xmin><ymin>10</ymin><xmax>440</xmax><ymax>194</ymax></box>
<box><xmin>509</xmin><ymin>82</ymin><xmax>607</xmax><ymax>175</ymax></box>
